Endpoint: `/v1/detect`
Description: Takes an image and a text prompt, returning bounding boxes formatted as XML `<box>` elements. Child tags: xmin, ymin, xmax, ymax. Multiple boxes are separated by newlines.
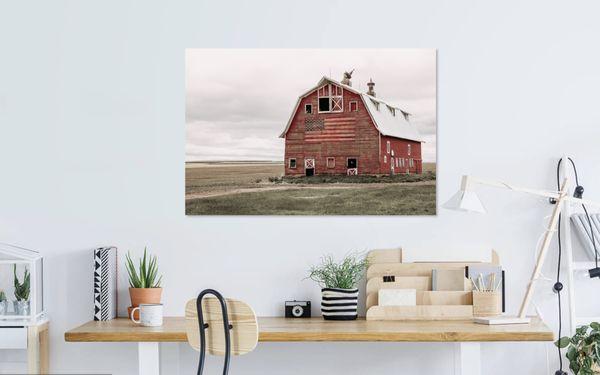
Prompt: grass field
<box><xmin>185</xmin><ymin>162</ymin><xmax>436</xmax><ymax>215</ymax></box>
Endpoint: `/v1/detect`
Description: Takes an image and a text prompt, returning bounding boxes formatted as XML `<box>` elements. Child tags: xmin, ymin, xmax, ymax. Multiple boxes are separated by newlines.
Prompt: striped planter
<box><xmin>321</xmin><ymin>288</ymin><xmax>358</xmax><ymax>320</ymax></box>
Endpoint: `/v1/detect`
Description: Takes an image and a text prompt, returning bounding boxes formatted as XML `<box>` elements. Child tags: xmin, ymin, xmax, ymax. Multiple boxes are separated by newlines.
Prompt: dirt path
<box><xmin>186</xmin><ymin>180</ymin><xmax>435</xmax><ymax>200</ymax></box>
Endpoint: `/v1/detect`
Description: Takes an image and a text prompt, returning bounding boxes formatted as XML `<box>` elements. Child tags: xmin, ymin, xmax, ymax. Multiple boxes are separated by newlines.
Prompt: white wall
<box><xmin>1</xmin><ymin>1</ymin><xmax>600</xmax><ymax>373</ymax></box>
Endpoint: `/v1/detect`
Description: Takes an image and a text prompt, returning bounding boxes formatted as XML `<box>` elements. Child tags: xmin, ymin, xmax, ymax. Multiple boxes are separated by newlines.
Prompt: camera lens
<box><xmin>292</xmin><ymin>305</ymin><xmax>304</xmax><ymax>317</ymax></box>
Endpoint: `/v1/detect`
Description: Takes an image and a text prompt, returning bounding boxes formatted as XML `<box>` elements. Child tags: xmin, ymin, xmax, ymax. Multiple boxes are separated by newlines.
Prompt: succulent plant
<box><xmin>0</xmin><ymin>290</ymin><xmax>6</xmax><ymax>302</ymax></box>
<box><xmin>13</xmin><ymin>265</ymin><xmax>30</xmax><ymax>302</ymax></box>
<box><xmin>126</xmin><ymin>247</ymin><xmax>162</xmax><ymax>289</ymax></box>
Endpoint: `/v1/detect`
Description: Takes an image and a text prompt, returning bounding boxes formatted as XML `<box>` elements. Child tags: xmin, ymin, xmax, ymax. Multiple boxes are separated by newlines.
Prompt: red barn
<box><xmin>279</xmin><ymin>75</ymin><xmax>423</xmax><ymax>176</ymax></box>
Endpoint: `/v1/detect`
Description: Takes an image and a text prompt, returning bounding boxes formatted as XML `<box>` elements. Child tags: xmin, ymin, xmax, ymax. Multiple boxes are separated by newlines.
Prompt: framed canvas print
<box><xmin>186</xmin><ymin>49</ymin><xmax>437</xmax><ymax>215</ymax></box>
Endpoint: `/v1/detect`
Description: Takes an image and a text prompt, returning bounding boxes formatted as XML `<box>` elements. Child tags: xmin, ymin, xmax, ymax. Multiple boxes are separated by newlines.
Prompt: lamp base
<box><xmin>474</xmin><ymin>316</ymin><xmax>531</xmax><ymax>325</ymax></box>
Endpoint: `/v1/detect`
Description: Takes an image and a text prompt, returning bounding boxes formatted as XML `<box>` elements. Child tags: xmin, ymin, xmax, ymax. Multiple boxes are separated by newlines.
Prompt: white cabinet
<box><xmin>0</xmin><ymin>327</ymin><xmax>27</xmax><ymax>349</ymax></box>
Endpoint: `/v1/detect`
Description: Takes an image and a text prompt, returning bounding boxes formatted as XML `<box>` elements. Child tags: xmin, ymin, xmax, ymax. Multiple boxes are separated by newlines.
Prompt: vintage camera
<box><xmin>285</xmin><ymin>300</ymin><xmax>311</xmax><ymax>318</ymax></box>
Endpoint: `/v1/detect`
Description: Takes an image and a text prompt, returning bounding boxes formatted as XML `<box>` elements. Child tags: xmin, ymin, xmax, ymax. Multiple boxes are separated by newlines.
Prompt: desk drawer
<box><xmin>0</xmin><ymin>327</ymin><xmax>27</xmax><ymax>349</ymax></box>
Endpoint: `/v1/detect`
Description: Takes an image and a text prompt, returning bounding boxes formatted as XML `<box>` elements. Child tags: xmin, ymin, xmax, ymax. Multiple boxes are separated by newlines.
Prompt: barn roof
<box><xmin>279</xmin><ymin>76</ymin><xmax>423</xmax><ymax>142</ymax></box>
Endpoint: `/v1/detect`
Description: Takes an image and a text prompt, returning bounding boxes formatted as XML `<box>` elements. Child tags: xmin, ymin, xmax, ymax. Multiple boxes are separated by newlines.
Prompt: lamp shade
<box><xmin>443</xmin><ymin>189</ymin><xmax>486</xmax><ymax>214</ymax></box>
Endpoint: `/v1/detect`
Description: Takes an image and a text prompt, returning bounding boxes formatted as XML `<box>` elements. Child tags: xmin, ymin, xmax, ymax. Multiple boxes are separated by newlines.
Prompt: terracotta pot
<box><xmin>128</xmin><ymin>288</ymin><xmax>162</xmax><ymax>320</ymax></box>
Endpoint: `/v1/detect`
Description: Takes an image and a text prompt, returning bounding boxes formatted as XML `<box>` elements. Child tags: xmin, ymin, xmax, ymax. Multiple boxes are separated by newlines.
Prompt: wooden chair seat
<box><xmin>185</xmin><ymin>297</ymin><xmax>258</xmax><ymax>356</ymax></box>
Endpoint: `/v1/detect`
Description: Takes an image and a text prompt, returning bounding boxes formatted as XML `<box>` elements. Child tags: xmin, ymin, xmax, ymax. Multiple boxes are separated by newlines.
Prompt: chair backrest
<box><xmin>185</xmin><ymin>297</ymin><xmax>258</xmax><ymax>356</ymax></box>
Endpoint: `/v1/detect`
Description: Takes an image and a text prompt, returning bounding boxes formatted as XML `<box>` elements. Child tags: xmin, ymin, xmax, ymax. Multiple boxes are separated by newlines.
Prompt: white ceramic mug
<box><xmin>130</xmin><ymin>303</ymin><xmax>163</xmax><ymax>327</ymax></box>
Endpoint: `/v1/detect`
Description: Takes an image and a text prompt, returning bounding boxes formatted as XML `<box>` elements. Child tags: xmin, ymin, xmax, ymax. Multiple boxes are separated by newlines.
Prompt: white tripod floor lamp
<box><xmin>444</xmin><ymin>174</ymin><xmax>600</xmax><ymax>325</ymax></box>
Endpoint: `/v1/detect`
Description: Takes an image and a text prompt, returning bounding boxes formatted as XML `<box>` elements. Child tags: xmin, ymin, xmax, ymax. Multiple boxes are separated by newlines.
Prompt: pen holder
<box><xmin>472</xmin><ymin>291</ymin><xmax>502</xmax><ymax>317</ymax></box>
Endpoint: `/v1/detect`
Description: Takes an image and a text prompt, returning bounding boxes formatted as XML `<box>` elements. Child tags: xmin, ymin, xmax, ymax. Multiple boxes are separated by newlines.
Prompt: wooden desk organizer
<box><xmin>365</xmin><ymin>248</ymin><xmax>501</xmax><ymax>321</ymax></box>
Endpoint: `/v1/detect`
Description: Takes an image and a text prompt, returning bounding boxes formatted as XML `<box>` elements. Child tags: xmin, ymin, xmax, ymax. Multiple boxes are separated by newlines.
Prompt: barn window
<box><xmin>408</xmin><ymin>144</ymin><xmax>411</xmax><ymax>155</ymax></box>
<box><xmin>349</xmin><ymin>101</ymin><xmax>358</xmax><ymax>112</ymax></box>
<box><xmin>386</xmin><ymin>141</ymin><xmax>391</xmax><ymax>154</ymax></box>
<box><xmin>289</xmin><ymin>158</ymin><xmax>297</xmax><ymax>168</ymax></box>
<box><xmin>396</xmin><ymin>158</ymin><xmax>399</xmax><ymax>167</ymax></box>
<box><xmin>327</xmin><ymin>157</ymin><xmax>335</xmax><ymax>168</ymax></box>
<box><xmin>318</xmin><ymin>97</ymin><xmax>330</xmax><ymax>112</ymax></box>
<box><xmin>347</xmin><ymin>158</ymin><xmax>357</xmax><ymax>168</ymax></box>
<box><xmin>305</xmin><ymin>104</ymin><xmax>312</xmax><ymax>114</ymax></box>
<box><xmin>409</xmin><ymin>158</ymin><xmax>414</xmax><ymax>168</ymax></box>
<box><xmin>318</xmin><ymin>83</ymin><xmax>343</xmax><ymax>113</ymax></box>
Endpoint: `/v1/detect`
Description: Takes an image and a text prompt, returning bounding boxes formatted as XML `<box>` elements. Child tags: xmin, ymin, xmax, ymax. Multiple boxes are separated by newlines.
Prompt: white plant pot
<box><xmin>321</xmin><ymin>288</ymin><xmax>359</xmax><ymax>320</ymax></box>
<box><xmin>13</xmin><ymin>300</ymin><xmax>30</xmax><ymax>316</ymax></box>
<box><xmin>0</xmin><ymin>301</ymin><xmax>7</xmax><ymax>315</ymax></box>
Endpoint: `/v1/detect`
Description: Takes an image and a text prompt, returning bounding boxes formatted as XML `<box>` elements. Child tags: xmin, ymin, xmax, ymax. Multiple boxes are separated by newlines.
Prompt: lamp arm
<box><xmin>518</xmin><ymin>178</ymin><xmax>569</xmax><ymax>318</ymax></box>
<box><xmin>464</xmin><ymin>176</ymin><xmax>600</xmax><ymax>208</ymax></box>
<box><xmin>465</xmin><ymin>176</ymin><xmax>561</xmax><ymax>200</ymax></box>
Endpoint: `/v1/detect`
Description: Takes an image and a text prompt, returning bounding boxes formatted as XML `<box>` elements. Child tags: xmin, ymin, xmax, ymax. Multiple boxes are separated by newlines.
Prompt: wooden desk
<box><xmin>65</xmin><ymin>317</ymin><xmax>553</xmax><ymax>375</ymax></box>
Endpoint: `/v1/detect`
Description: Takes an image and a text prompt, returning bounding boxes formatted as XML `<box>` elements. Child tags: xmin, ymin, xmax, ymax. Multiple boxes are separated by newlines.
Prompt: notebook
<box><xmin>378</xmin><ymin>289</ymin><xmax>417</xmax><ymax>306</ymax></box>
<box><xmin>93</xmin><ymin>246</ymin><xmax>118</xmax><ymax>321</ymax></box>
<box><xmin>432</xmin><ymin>269</ymin><xmax>466</xmax><ymax>291</ymax></box>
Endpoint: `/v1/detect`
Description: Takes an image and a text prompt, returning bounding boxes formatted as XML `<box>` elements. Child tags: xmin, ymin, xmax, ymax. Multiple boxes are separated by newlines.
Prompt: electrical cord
<box><xmin>554</xmin><ymin>157</ymin><xmax>598</xmax><ymax>375</ymax></box>
<box><xmin>555</xmin><ymin>212</ymin><xmax>564</xmax><ymax>373</ymax></box>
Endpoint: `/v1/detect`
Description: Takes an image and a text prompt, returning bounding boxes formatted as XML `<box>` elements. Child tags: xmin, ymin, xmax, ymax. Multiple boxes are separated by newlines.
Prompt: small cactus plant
<box><xmin>13</xmin><ymin>265</ymin><xmax>30</xmax><ymax>302</ymax></box>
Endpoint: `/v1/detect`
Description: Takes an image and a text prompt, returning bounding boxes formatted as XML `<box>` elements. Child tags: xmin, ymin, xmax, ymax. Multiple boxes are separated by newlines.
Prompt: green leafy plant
<box><xmin>13</xmin><ymin>265</ymin><xmax>30</xmax><ymax>301</ymax></box>
<box><xmin>126</xmin><ymin>248</ymin><xmax>163</xmax><ymax>288</ymax></box>
<box><xmin>0</xmin><ymin>290</ymin><xmax>6</xmax><ymax>302</ymax></box>
<box><xmin>556</xmin><ymin>323</ymin><xmax>600</xmax><ymax>374</ymax></box>
<box><xmin>307</xmin><ymin>253</ymin><xmax>369</xmax><ymax>289</ymax></box>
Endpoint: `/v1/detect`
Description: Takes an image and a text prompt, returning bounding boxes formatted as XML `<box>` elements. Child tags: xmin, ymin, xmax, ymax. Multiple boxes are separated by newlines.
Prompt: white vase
<box><xmin>13</xmin><ymin>300</ymin><xmax>30</xmax><ymax>316</ymax></box>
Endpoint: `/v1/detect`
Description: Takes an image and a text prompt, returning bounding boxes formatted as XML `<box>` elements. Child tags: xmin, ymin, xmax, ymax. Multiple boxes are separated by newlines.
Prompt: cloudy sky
<box><xmin>186</xmin><ymin>49</ymin><xmax>436</xmax><ymax>162</ymax></box>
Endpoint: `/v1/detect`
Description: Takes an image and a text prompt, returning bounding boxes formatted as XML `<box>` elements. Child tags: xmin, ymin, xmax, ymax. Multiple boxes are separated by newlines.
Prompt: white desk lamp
<box><xmin>444</xmin><ymin>174</ymin><xmax>600</xmax><ymax>325</ymax></box>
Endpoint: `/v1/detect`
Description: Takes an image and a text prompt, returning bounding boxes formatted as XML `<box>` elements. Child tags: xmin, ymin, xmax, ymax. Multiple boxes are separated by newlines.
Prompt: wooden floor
<box><xmin>65</xmin><ymin>317</ymin><xmax>554</xmax><ymax>343</ymax></box>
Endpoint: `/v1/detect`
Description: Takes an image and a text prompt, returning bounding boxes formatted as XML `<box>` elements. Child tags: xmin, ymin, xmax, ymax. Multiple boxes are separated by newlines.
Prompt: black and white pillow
<box><xmin>321</xmin><ymin>288</ymin><xmax>358</xmax><ymax>320</ymax></box>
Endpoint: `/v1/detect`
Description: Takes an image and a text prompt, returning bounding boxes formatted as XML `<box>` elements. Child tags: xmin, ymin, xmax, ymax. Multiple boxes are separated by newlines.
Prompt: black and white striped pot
<box><xmin>321</xmin><ymin>288</ymin><xmax>358</xmax><ymax>320</ymax></box>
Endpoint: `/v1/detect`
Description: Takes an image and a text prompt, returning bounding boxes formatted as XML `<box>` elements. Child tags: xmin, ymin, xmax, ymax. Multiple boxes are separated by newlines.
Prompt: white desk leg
<box><xmin>160</xmin><ymin>342</ymin><xmax>180</xmax><ymax>375</ymax></box>
<box><xmin>138</xmin><ymin>342</ymin><xmax>160</xmax><ymax>375</ymax></box>
<box><xmin>453</xmin><ymin>342</ymin><xmax>481</xmax><ymax>375</ymax></box>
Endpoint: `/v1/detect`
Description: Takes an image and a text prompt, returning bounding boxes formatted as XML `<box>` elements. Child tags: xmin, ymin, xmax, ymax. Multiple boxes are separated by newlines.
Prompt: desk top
<box><xmin>64</xmin><ymin>317</ymin><xmax>554</xmax><ymax>343</ymax></box>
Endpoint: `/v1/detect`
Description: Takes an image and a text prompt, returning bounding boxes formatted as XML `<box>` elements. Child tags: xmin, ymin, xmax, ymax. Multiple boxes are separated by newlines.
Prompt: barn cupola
<box><xmin>341</xmin><ymin>69</ymin><xmax>354</xmax><ymax>87</ymax></box>
<box><xmin>367</xmin><ymin>78</ymin><xmax>376</xmax><ymax>97</ymax></box>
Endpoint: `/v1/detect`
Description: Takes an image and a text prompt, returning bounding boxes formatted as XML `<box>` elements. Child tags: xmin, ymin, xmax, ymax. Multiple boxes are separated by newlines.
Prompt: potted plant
<box><xmin>126</xmin><ymin>248</ymin><xmax>163</xmax><ymax>320</ymax></box>
<box><xmin>13</xmin><ymin>265</ymin><xmax>30</xmax><ymax>316</ymax></box>
<box><xmin>307</xmin><ymin>253</ymin><xmax>368</xmax><ymax>320</ymax></box>
<box><xmin>0</xmin><ymin>290</ymin><xmax>7</xmax><ymax>315</ymax></box>
<box><xmin>556</xmin><ymin>323</ymin><xmax>600</xmax><ymax>374</ymax></box>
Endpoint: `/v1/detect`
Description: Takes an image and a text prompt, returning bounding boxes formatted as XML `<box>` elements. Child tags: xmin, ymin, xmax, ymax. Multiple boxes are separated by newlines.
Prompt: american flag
<box><xmin>304</xmin><ymin>117</ymin><xmax>356</xmax><ymax>143</ymax></box>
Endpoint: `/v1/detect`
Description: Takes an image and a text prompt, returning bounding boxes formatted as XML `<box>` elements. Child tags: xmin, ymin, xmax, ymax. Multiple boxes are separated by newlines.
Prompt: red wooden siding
<box><xmin>380</xmin><ymin>136</ymin><xmax>422</xmax><ymax>174</ymax></box>
<box><xmin>283</xmin><ymin>83</ymin><xmax>423</xmax><ymax>176</ymax></box>
<box><xmin>304</xmin><ymin>117</ymin><xmax>356</xmax><ymax>143</ymax></box>
<box><xmin>284</xmin><ymin>89</ymin><xmax>380</xmax><ymax>176</ymax></box>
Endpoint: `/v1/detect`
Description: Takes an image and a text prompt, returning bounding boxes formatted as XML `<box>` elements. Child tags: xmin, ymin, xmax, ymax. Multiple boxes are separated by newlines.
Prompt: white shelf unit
<box><xmin>0</xmin><ymin>243</ymin><xmax>45</xmax><ymax>326</ymax></box>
